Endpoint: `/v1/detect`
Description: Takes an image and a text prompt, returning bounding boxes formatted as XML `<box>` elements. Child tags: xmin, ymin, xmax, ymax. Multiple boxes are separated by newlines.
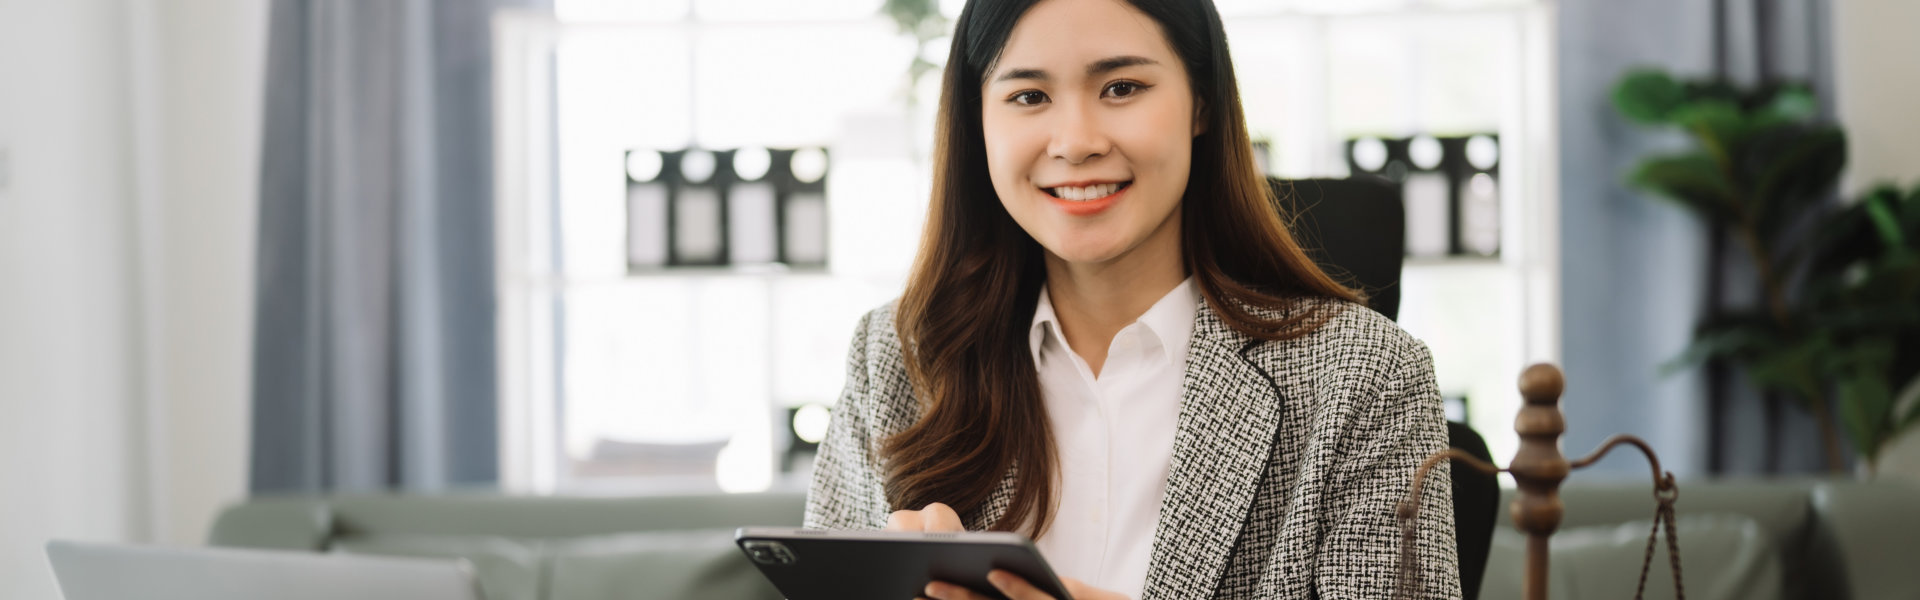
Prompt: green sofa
<box><xmin>208</xmin><ymin>492</ymin><xmax>805</xmax><ymax>600</ymax></box>
<box><xmin>1480</xmin><ymin>480</ymin><xmax>1920</xmax><ymax>600</ymax></box>
<box><xmin>207</xmin><ymin>480</ymin><xmax>1920</xmax><ymax>600</ymax></box>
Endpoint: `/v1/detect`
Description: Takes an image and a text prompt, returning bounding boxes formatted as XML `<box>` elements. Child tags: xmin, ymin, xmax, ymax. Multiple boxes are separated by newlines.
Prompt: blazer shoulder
<box><xmin>1254</xmin><ymin>296</ymin><xmax>1427</xmax><ymax>376</ymax></box>
<box><xmin>1312</xmin><ymin>298</ymin><xmax>1419</xmax><ymax>350</ymax></box>
<box><xmin>847</xmin><ymin>298</ymin><xmax>912</xmax><ymax>399</ymax></box>
<box><xmin>854</xmin><ymin>299</ymin><xmax>903</xmax><ymax>351</ymax></box>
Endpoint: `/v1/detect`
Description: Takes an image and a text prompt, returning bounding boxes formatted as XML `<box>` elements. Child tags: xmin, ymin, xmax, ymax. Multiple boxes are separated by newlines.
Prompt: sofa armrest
<box><xmin>206</xmin><ymin>497</ymin><xmax>334</xmax><ymax>550</ymax></box>
<box><xmin>1809</xmin><ymin>481</ymin><xmax>1920</xmax><ymax>600</ymax></box>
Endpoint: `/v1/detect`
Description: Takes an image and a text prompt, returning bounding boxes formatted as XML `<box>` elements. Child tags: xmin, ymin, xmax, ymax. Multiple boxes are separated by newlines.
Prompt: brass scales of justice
<box><xmin>1394</xmin><ymin>364</ymin><xmax>1689</xmax><ymax>600</ymax></box>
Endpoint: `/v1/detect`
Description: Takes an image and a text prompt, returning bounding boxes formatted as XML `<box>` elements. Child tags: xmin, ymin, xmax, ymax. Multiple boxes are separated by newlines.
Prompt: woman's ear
<box><xmin>1192</xmin><ymin>100</ymin><xmax>1209</xmax><ymax>137</ymax></box>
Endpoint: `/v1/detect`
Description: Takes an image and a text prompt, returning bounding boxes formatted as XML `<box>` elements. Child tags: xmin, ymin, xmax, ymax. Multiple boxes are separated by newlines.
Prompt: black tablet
<box><xmin>734</xmin><ymin>527</ymin><xmax>1074</xmax><ymax>600</ymax></box>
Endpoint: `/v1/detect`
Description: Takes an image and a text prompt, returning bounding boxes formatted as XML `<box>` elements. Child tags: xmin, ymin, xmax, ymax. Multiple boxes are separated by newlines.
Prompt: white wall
<box><xmin>1831</xmin><ymin>0</ymin><xmax>1920</xmax><ymax>482</ymax></box>
<box><xmin>149</xmin><ymin>0</ymin><xmax>266</xmax><ymax>548</ymax></box>
<box><xmin>0</xmin><ymin>1</ymin><xmax>264</xmax><ymax>597</ymax></box>
<box><xmin>0</xmin><ymin>3</ymin><xmax>145</xmax><ymax>599</ymax></box>
<box><xmin>1830</xmin><ymin>0</ymin><xmax>1920</xmax><ymax>195</ymax></box>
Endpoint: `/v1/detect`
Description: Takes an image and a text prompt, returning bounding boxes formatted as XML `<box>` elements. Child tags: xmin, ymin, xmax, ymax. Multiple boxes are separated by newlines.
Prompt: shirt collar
<box><xmin>1029</xmin><ymin>276</ymin><xmax>1202</xmax><ymax>369</ymax></box>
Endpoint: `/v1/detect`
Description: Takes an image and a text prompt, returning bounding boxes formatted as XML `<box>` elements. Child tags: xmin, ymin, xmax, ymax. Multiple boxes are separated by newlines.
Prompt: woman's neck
<box><xmin>1042</xmin><ymin>220</ymin><xmax>1187</xmax><ymax>376</ymax></box>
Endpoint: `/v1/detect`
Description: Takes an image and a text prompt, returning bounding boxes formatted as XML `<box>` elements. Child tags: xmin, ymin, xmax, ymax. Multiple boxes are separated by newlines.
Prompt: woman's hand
<box><xmin>889</xmin><ymin>503</ymin><xmax>1128</xmax><ymax>600</ymax></box>
<box><xmin>921</xmin><ymin>570</ymin><xmax>1130</xmax><ymax>600</ymax></box>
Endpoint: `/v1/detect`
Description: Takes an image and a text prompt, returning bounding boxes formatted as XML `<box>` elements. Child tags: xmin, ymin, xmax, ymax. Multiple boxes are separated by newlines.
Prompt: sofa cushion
<box><xmin>543</xmin><ymin>529</ymin><xmax>781</xmax><ymax>600</ymax></box>
<box><xmin>1499</xmin><ymin>480</ymin><xmax>1831</xmax><ymax>598</ymax></box>
<box><xmin>1480</xmin><ymin>514</ymin><xmax>1780</xmax><ymax>600</ymax></box>
<box><xmin>327</xmin><ymin>533</ymin><xmax>544</xmax><ymax>600</ymax></box>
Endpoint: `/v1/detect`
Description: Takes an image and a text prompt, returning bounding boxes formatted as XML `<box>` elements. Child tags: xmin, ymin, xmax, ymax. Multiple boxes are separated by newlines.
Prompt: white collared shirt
<box><xmin>1028</xmin><ymin>277</ymin><xmax>1200</xmax><ymax>600</ymax></box>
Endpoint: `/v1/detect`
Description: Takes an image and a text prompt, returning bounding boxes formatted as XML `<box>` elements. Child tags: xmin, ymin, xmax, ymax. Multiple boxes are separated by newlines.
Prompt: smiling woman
<box><xmin>803</xmin><ymin>0</ymin><xmax>1461</xmax><ymax>599</ymax></box>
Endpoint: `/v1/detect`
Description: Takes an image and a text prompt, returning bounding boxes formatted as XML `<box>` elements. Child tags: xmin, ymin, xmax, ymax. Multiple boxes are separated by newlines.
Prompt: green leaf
<box><xmin>1614</xmin><ymin>69</ymin><xmax>1686</xmax><ymax>124</ymax></box>
<box><xmin>1630</xmin><ymin>153</ymin><xmax>1737</xmax><ymax>218</ymax></box>
<box><xmin>1759</xmin><ymin>85</ymin><xmax>1819</xmax><ymax>124</ymax></box>
<box><xmin>1837</xmin><ymin>377</ymin><xmax>1890</xmax><ymax>460</ymax></box>
<box><xmin>1753</xmin><ymin>127</ymin><xmax>1848</xmax><ymax>236</ymax></box>
<box><xmin>1904</xmin><ymin>184</ymin><xmax>1920</xmax><ymax>234</ymax></box>
<box><xmin>1747</xmin><ymin>340</ymin><xmax>1825</xmax><ymax>402</ymax></box>
<box><xmin>1663</xmin><ymin>328</ymin><xmax>1761</xmax><ymax>374</ymax></box>
<box><xmin>1802</xmin><ymin>194</ymin><xmax>1885</xmax><ymax>275</ymax></box>
<box><xmin>1670</xmin><ymin>100</ymin><xmax>1758</xmax><ymax>155</ymax></box>
<box><xmin>1660</xmin><ymin>312</ymin><xmax>1784</xmax><ymax>375</ymax></box>
<box><xmin>1681</xmin><ymin>80</ymin><xmax>1745</xmax><ymax>107</ymax></box>
<box><xmin>1865</xmin><ymin>193</ymin><xmax>1908</xmax><ymax>248</ymax></box>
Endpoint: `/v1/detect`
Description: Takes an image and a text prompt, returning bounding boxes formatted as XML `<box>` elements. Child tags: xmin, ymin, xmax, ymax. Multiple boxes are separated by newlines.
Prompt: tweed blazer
<box><xmin>803</xmin><ymin>295</ymin><xmax>1461</xmax><ymax>600</ymax></box>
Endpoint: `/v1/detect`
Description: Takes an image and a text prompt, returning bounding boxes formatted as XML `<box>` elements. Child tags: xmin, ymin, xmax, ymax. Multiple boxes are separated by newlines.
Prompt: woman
<box><xmin>804</xmin><ymin>0</ymin><xmax>1460</xmax><ymax>598</ymax></box>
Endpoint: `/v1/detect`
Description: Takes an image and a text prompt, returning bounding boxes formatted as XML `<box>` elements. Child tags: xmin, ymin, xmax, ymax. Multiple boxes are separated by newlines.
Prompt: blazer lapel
<box><xmin>1141</xmin><ymin>300</ymin><xmax>1286</xmax><ymax>600</ymax></box>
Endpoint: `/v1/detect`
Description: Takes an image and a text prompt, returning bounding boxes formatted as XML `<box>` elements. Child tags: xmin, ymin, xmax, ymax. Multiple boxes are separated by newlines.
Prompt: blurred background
<box><xmin>2</xmin><ymin>0</ymin><xmax>1917</xmax><ymax>599</ymax></box>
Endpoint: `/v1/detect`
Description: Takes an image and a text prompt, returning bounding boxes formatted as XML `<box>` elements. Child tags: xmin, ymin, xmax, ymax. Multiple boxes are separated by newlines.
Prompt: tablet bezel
<box><xmin>734</xmin><ymin>527</ymin><xmax>1075</xmax><ymax>600</ymax></box>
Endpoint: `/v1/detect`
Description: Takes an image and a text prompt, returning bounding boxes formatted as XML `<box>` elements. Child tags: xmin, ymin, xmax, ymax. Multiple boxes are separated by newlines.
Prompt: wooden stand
<box><xmin>1509</xmin><ymin>363</ymin><xmax>1571</xmax><ymax>599</ymax></box>
<box><xmin>1401</xmin><ymin>363</ymin><xmax>1682</xmax><ymax>600</ymax></box>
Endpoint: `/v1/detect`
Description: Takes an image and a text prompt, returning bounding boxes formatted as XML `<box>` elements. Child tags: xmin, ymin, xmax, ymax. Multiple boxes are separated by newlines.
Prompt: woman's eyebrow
<box><xmin>991</xmin><ymin>55</ymin><xmax>1161</xmax><ymax>83</ymax></box>
<box><xmin>994</xmin><ymin>67</ymin><xmax>1049</xmax><ymax>83</ymax></box>
<box><xmin>1086</xmin><ymin>55</ymin><xmax>1158</xmax><ymax>76</ymax></box>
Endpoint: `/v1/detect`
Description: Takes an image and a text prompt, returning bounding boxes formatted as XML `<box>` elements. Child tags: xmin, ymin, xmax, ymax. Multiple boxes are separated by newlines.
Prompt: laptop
<box><xmin>45</xmin><ymin>540</ymin><xmax>484</xmax><ymax>600</ymax></box>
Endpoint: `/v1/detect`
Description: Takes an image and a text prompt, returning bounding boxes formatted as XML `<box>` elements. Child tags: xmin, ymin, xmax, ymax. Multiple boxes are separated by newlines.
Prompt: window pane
<box><xmin>556</xmin><ymin>0</ymin><xmax>690</xmax><ymax>22</ymax></box>
<box><xmin>1216</xmin><ymin>0</ymin><xmax>1534</xmax><ymax>15</ymax></box>
<box><xmin>1327</xmin><ymin>14</ymin><xmax>1511</xmax><ymax>138</ymax></box>
<box><xmin>560</xmin><ymin>278</ymin><xmax>773</xmax><ymax>483</ymax></box>
<box><xmin>695</xmin><ymin>0</ymin><xmax>885</xmax><ymax>21</ymax></box>
<box><xmin>692</xmin><ymin>21</ymin><xmax>915</xmax><ymax>148</ymax></box>
<box><xmin>556</xmin><ymin>28</ymin><xmax>693</xmax><ymax>279</ymax></box>
<box><xmin>1223</xmin><ymin>18</ymin><xmax>1324</xmax><ymax>176</ymax></box>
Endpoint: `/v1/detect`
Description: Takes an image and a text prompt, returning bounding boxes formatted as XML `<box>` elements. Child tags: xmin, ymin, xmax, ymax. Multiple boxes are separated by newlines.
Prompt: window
<box><xmin>494</xmin><ymin>0</ymin><xmax>1556</xmax><ymax>494</ymax></box>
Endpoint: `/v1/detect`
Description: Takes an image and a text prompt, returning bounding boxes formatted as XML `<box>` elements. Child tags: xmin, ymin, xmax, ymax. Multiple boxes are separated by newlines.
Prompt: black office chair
<box><xmin>1445</xmin><ymin>422</ymin><xmax>1499</xmax><ymax>600</ymax></box>
<box><xmin>1271</xmin><ymin>176</ymin><xmax>1498</xmax><ymax>600</ymax></box>
<box><xmin>1269</xmin><ymin>176</ymin><xmax>1404</xmax><ymax>320</ymax></box>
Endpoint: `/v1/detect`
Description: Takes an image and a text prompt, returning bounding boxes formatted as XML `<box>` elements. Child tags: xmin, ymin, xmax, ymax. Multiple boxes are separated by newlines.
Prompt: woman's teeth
<box><xmin>1048</xmin><ymin>182</ymin><xmax>1130</xmax><ymax>201</ymax></box>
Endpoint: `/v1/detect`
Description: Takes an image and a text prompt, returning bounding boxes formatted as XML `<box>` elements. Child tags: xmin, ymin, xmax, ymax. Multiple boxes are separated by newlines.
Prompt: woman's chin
<box><xmin>1042</xmin><ymin>240</ymin><xmax>1134</xmax><ymax>268</ymax></box>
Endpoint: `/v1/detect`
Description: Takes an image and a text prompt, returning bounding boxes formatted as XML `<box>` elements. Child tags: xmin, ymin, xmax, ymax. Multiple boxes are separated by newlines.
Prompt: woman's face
<box><xmin>982</xmin><ymin>0</ymin><xmax>1198</xmax><ymax>267</ymax></box>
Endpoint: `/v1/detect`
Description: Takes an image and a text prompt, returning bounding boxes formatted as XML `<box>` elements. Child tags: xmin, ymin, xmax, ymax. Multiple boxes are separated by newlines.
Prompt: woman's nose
<box><xmin>1046</xmin><ymin>103</ymin><xmax>1112</xmax><ymax>165</ymax></box>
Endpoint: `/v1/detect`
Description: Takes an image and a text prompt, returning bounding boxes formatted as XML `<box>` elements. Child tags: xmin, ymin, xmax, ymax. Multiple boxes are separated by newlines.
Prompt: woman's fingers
<box><xmin>923</xmin><ymin>581</ymin><xmax>992</xmax><ymax>600</ymax></box>
<box><xmin>885</xmin><ymin>509</ymin><xmax>924</xmax><ymax>532</ymax></box>
<box><xmin>925</xmin><ymin>572</ymin><xmax>1054</xmax><ymax>600</ymax></box>
<box><xmin>987</xmin><ymin>570</ymin><xmax>1056</xmax><ymax>600</ymax></box>
<box><xmin>1061</xmin><ymin>576</ymin><xmax>1095</xmax><ymax>597</ymax></box>
<box><xmin>920</xmin><ymin>502</ymin><xmax>964</xmax><ymax>532</ymax></box>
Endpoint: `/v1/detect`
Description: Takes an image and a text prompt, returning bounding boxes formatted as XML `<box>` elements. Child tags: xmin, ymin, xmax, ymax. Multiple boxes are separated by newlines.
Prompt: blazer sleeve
<box><xmin>802</xmin><ymin>308</ymin><xmax>893</xmax><ymax>530</ymax></box>
<box><xmin>1315</xmin><ymin>339</ymin><xmax>1463</xmax><ymax>600</ymax></box>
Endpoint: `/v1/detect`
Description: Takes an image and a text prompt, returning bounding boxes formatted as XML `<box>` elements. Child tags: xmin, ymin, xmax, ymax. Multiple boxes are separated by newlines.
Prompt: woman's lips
<box><xmin>1044</xmin><ymin>182</ymin><xmax>1130</xmax><ymax>217</ymax></box>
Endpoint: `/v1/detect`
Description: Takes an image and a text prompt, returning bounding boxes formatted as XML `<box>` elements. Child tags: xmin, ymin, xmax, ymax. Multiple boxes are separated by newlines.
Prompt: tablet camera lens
<box><xmin>744</xmin><ymin>541</ymin><xmax>795</xmax><ymax>565</ymax></box>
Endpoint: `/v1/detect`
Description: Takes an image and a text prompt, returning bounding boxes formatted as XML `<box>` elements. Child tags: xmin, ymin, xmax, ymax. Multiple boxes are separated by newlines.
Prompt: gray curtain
<box><xmin>1557</xmin><ymin>0</ymin><xmax>1835</xmax><ymax>477</ymax></box>
<box><xmin>250</xmin><ymin>0</ymin><xmax>543</xmax><ymax>493</ymax></box>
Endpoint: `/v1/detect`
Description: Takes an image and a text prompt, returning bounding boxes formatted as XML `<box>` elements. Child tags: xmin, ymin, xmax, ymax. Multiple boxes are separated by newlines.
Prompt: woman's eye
<box><xmin>1011</xmin><ymin>91</ymin><xmax>1048</xmax><ymax>106</ymax></box>
<box><xmin>1104</xmin><ymin>82</ymin><xmax>1145</xmax><ymax>98</ymax></box>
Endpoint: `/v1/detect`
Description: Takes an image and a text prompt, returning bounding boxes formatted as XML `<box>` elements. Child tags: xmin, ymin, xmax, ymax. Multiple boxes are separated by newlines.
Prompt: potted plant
<box><xmin>1611</xmin><ymin>68</ymin><xmax>1920</xmax><ymax>474</ymax></box>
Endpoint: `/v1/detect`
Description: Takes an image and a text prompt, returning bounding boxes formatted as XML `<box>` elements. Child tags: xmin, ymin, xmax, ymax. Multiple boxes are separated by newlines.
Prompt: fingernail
<box><xmin>924</xmin><ymin>583</ymin><xmax>941</xmax><ymax>598</ymax></box>
<box><xmin>987</xmin><ymin>572</ymin><xmax>1009</xmax><ymax>589</ymax></box>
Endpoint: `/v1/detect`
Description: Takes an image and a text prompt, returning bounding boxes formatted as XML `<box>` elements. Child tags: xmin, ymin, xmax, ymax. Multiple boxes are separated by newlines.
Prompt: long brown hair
<box><xmin>884</xmin><ymin>0</ymin><xmax>1362</xmax><ymax>538</ymax></box>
